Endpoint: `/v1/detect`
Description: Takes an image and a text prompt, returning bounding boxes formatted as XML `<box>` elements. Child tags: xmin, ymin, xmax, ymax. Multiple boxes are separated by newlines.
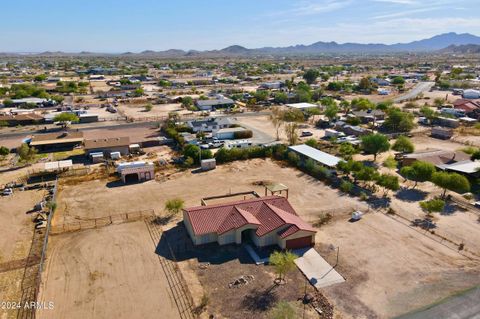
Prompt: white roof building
<box><xmin>288</xmin><ymin>144</ymin><xmax>341</xmax><ymax>168</ymax></box>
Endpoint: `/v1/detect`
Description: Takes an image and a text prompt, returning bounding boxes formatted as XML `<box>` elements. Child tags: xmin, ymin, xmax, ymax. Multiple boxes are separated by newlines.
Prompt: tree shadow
<box><xmin>241</xmin><ymin>285</ymin><xmax>279</xmax><ymax>312</ymax></box>
<box><xmin>395</xmin><ymin>187</ymin><xmax>428</xmax><ymax>202</ymax></box>
<box><xmin>440</xmin><ymin>202</ymin><xmax>461</xmax><ymax>216</ymax></box>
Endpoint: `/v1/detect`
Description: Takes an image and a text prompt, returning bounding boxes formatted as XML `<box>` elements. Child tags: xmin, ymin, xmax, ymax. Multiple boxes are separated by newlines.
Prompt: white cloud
<box><xmin>267</xmin><ymin>0</ymin><xmax>353</xmax><ymax>17</ymax></box>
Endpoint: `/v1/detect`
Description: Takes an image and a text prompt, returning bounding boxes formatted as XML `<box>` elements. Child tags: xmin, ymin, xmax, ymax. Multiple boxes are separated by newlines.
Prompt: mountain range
<box><xmin>6</xmin><ymin>32</ymin><xmax>480</xmax><ymax>57</ymax></box>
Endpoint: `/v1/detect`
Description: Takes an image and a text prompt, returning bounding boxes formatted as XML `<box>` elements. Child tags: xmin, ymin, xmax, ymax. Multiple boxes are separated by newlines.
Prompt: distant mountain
<box><xmin>440</xmin><ymin>44</ymin><xmax>480</xmax><ymax>54</ymax></box>
<box><xmin>391</xmin><ymin>32</ymin><xmax>480</xmax><ymax>51</ymax></box>
<box><xmin>2</xmin><ymin>32</ymin><xmax>480</xmax><ymax>57</ymax></box>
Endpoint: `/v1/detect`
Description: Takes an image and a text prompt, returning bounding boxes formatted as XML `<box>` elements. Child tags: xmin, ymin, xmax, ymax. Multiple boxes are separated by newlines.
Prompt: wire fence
<box><xmin>50</xmin><ymin>209</ymin><xmax>155</xmax><ymax>235</ymax></box>
<box><xmin>17</xmin><ymin>178</ymin><xmax>58</xmax><ymax>319</ymax></box>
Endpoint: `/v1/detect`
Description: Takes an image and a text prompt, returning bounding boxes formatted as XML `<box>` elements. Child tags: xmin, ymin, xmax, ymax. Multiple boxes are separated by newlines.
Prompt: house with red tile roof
<box><xmin>183</xmin><ymin>196</ymin><xmax>316</xmax><ymax>249</ymax></box>
<box><xmin>453</xmin><ymin>99</ymin><xmax>480</xmax><ymax>114</ymax></box>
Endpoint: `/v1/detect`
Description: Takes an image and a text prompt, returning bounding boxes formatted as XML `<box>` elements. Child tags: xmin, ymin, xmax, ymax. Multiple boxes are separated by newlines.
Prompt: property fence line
<box><xmin>17</xmin><ymin>178</ymin><xmax>58</xmax><ymax>319</ymax></box>
<box><xmin>50</xmin><ymin>209</ymin><xmax>155</xmax><ymax>235</ymax></box>
<box><xmin>144</xmin><ymin>218</ymin><xmax>195</xmax><ymax>319</ymax></box>
<box><xmin>378</xmin><ymin>208</ymin><xmax>480</xmax><ymax>260</ymax></box>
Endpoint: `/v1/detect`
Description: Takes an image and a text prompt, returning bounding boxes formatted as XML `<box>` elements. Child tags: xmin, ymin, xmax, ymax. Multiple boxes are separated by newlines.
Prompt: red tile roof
<box><xmin>184</xmin><ymin>196</ymin><xmax>316</xmax><ymax>238</ymax></box>
<box><xmin>454</xmin><ymin>99</ymin><xmax>480</xmax><ymax>112</ymax></box>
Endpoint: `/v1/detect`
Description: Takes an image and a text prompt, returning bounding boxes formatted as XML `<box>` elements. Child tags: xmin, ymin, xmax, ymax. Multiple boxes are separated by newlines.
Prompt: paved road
<box><xmin>395</xmin><ymin>286</ymin><xmax>480</xmax><ymax>319</ymax></box>
<box><xmin>394</xmin><ymin>81</ymin><xmax>435</xmax><ymax>103</ymax></box>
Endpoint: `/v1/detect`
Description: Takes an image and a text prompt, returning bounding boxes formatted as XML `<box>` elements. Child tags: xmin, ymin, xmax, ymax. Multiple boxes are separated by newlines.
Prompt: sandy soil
<box><xmin>317</xmin><ymin>212</ymin><xmax>479</xmax><ymax>319</ymax></box>
<box><xmin>0</xmin><ymin>189</ymin><xmax>44</xmax><ymax>262</ymax></box>
<box><xmin>118</xmin><ymin>102</ymin><xmax>186</xmax><ymax>119</ymax></box>
<box><xmin>54</xmin><ymin>159</ymin><xmax>366</xmax><ymax>225</ymax></box>
<box><xmin>37</xmin><ymin>221</ymin><xmax>179</xmax><ymax>319</ymax></box>
<box><xmin>40</xmin><ymin>159</ymin><xmax>480</xmax><ymax>318</ymax></box>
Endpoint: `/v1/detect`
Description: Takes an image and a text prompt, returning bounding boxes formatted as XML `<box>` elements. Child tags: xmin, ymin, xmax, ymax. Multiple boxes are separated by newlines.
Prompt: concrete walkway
<box><xmin>293</xmin><ymin>248</ymin><xmax>345</xmax><ymax>289</ymax></box>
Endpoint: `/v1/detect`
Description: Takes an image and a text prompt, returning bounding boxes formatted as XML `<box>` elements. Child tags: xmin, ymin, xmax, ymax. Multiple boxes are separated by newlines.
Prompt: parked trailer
<box><xmin>201</xmin><ymin>159</ymin><xmax>216</xmax><ymax>171</ymax></box>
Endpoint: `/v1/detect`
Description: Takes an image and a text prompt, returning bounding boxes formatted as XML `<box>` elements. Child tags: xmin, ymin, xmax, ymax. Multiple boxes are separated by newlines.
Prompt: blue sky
<box><xmin>1</xmin><ymin>0</ymin><xmax>479</xmax><ymax>52</ymax></box>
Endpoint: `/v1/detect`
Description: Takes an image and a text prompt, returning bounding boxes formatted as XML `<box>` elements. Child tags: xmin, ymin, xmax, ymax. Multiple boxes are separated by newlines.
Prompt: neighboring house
<box><xmin>0</xmin><ymin>113</ymin><xmax>44</xmax><ymax>126</ymax></box>
<box><xmin>29</xmin><ymin>131</ymin><xmax>84</xmax><ymax>152</ymax></box>
<box><xmin>84</xmin><ymin>137</ymin><xmax>131</xmax><ymax>155</ymax></box>
<box><xmin>453</xmin><ymin>99</ymin><xmax>480</xmax><ymax>118</ymax></box>
<box><xmin>351</xmin><ymin>110</ymin><xmax>385</xmax><ymax>123</ymax></box>
<box><xmin>187</xmin><ymin>117</ymin><xmax>235</xmax><ymax>133</ymax></box>
<box><xmin>288</xmin><ymin>144</ymin><xmax>341</xmax><ymax>169</ymax></box>
<box><xmin>195</xmin><ymin>98</ymin><xmax>235</xmax><ymax>111</ymax></box>
<box><xmin>400</xmin><ymin>149</ymin><xmax>470</xmax><ymax>167</ymax></box>
<box><xmin>371</xmin><ymin>78</ymin><xmax>391</xmax><ymax>86</ymax></box>
<box><xmin>183</xmin><ymin>196</ymin><xmax>316</xmax><ymax>249</ymax></box>
<box><xmin>339</xmin><ymin>125</ymin><xmax>371</xmax><ymax>136</ymax></box>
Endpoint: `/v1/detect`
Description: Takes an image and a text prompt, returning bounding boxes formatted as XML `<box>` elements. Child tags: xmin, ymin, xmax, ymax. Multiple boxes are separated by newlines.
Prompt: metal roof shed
<box><xmin>288</xmin><ymin>144</ymin><xmax>341</xmax><ymax>168</ymax></box>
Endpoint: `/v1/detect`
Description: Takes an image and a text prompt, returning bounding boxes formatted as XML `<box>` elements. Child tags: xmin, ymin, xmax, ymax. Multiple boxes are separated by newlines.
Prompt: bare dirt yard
<box><xmin>52</xmin><ymin>158</ymin><xmax>480</xmax><ymax>318</ymax></box>
<box><xmin>37</xmin><ymin>221</ymin><xmax>179</xmax><ymax>319</ymax></box>
<box><xmin>118</xmin><ymin>102</ymin><xmax>187</xmax><ymax>120</ymax></box>
<box><xmin>0</xmin><ymin>189</ymin><xmax>45</xmax><ymax>319</ymax></box>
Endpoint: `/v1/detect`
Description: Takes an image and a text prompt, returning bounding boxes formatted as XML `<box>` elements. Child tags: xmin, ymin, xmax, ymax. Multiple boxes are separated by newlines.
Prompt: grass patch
<box><xmin>52</xmin><ymin>149</ymin><xmax>85</xmax><ymax>161</ymax></box>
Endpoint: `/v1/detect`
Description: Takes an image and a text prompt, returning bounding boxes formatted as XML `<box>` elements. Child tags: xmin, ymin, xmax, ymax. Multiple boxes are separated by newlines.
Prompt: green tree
<box><xmin>383</xmin><ymin>156</ymin><xmax>397</xmax><ymax>169</ymax></box>
<box><xmin>269</xmin><ymin>251</ymin><xmax>297</xmax><ymax>283</ymax></box>
<box><xmin>53</xmin><ymin>113</ymin><xmax>79</xmax><ymax>128</ymax></box>
<box><xmin>181</xmin><ymin>96</ymin><xmax>193</xmax><ymax>108</ymax></box>
<box><xmin>400</xmin><ymin>161</ymin><xmax>435</xmax><ymax>188</ymax></box>
<box><xmin>431</xmin><ymin>172</ymin><xmax>470</xmax><ymax>198</ymax></box>
<box><xmin>17</xmin><ymin>143</ymin><xmax>37</xmax><ymax>162</ymax></box>
<box><xmin>144</xmin><ymin>103</ymin><xmax>153</xmax><ymax>112</ymax></box>
<box><xmin>420</xmin><ymin>106</ymin><xmax>436</xmax><ymax>122</ymax></box>
<box><xmin>284</xmin><ymin>122</ymin><xmax>299</xmax><ymax>145</ymax></box>
<box><xmin>339</xmin><ymin>142</ymin><xmax>357</xmax><ymax>160</ymax></box>
<box><xmin>273</xmin><ymin>92</ymin><xmax>288</xmax><ymax>104</ymax></box>
<box><xmin>254</xmin><ymin>90</ymin><xmax>269</xmax><ymax>102</ymax></box>
<box><xmin>377</xmin><ymin>174</ymin><xmax>400</xmax><ymax>196</ymax></box>
<box><xmin>268</xmin><ymin>301</ymin><xmax>296</xmax><ymax>319</ymax></box>
<box><xmin>392</xmin><ymin>136</ymin><xmax>414</xmax><ymax>153</ymax></box>
<box><xmin>0</xmin><ymin>146</ymin><xmax>9</xmax><ymax>156</ymax></box>
<box><xmin>164</xmin><ymin>198</ymin><xmax>185</xmax><ymax>216</ymax></box>
<box><xmin>282</xmin><ymin>108</ymin><xmax>304</xmax><ymax>122</ymax></box>
<box><xmin>392</xmin><ymin>76</ymin><xmax>405</xmax><ymax>85</ymax></box>
<box><xmin>420</xmin><ymin>199</ymin><xmax>445</xmax><ymax>217</ymax></box>
<box><xmin>361</xmin><ymin>133</ymin><xmax>390</xmax><ymax>161</ymax></box>
<box><xmin>270</xmin><ymin>106</ymin><xmax>284</xmax><ymax>140</ymax></box>
<box><xmin>340</xmin><ymin>180</ymin><xmax>354</xmax><ymax>194</ymax></box>
<box><xmin>324</xmin><ymin>104</ymin><xmax>339</xmax><ymax>121</ymax></box>
<box><xmin>305</xmin><ymin>138</ymin><xmax>318</xmax><ymax>148</ymax></box>
<box><xmin>358</xmin><ymin>77</ymin><xmax>372</xmax><ymax>91</ymax></box>
<box><xmin>302</xmin><ymin>69</ymin><xmax>319</xmax><ymax>84</ymax></box>
<box><xmin>51</xmin><ymin>95</ymin><xmax>64</xmax><ymax>104</ymax></box>
<box><xmin>383</xmin><ymin>108</ymin><xmax>415</xmax><ymax>132</ymax></box>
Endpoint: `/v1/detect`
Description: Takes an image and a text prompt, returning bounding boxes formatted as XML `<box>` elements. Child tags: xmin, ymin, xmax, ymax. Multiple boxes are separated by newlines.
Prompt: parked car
<box><xmin>301</xmin><ymin>131</ymin><xmax>313</xmax><ymax>137</ymax></box>
<box><xmin>2</xmin><ymin>188</ymin><xmax>13</xmax><ymax>196</ymax></box>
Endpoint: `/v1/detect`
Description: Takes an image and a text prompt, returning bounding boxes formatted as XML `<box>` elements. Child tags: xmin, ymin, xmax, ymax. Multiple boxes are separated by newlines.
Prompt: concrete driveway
<box><xmin>293</xmin><ymin>248</ymin><xmax>345</xmax><ymax>289</ymax></box>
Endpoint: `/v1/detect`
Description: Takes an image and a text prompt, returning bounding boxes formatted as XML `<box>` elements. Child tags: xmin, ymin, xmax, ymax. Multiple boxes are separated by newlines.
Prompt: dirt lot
<box><xmin>37</xmin><ymin>221</ymin><xmax>179</xmax><ymax>319</ymax></box>
<box><xmin>0</xmin><ymin>189</ymin><xmax>45</xmax><ymax>319</ymax></box>
<box><xmin>118</xmin><ymin>102</ymin><xmax>187</xmax><ymax>119</ymax></box>
<box><xmin>0</xmin><ymin>190</ymin><xmax>44</xmax><ymax>262</ymax></box>
<box><xmin>53</xmin><ymin>159</ymin><xmax>366</xmax><ymax>225</ymax></box>
<box><xmin>179</xmin><ymin>244</ymin><xmax>325</xmax><ymax>319</ymax></box>
<box><xmin>52</xmin><ymin>158</ymin><xmax>480</xmax><ymax>318</ymax></box>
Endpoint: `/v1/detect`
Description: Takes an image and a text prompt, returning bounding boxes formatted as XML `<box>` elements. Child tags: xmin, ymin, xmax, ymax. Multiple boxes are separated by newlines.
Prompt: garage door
<box><xmin>286</xmin><ymin>236</ymin><xmax>312</xmax><ymax>249</ymax></box>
